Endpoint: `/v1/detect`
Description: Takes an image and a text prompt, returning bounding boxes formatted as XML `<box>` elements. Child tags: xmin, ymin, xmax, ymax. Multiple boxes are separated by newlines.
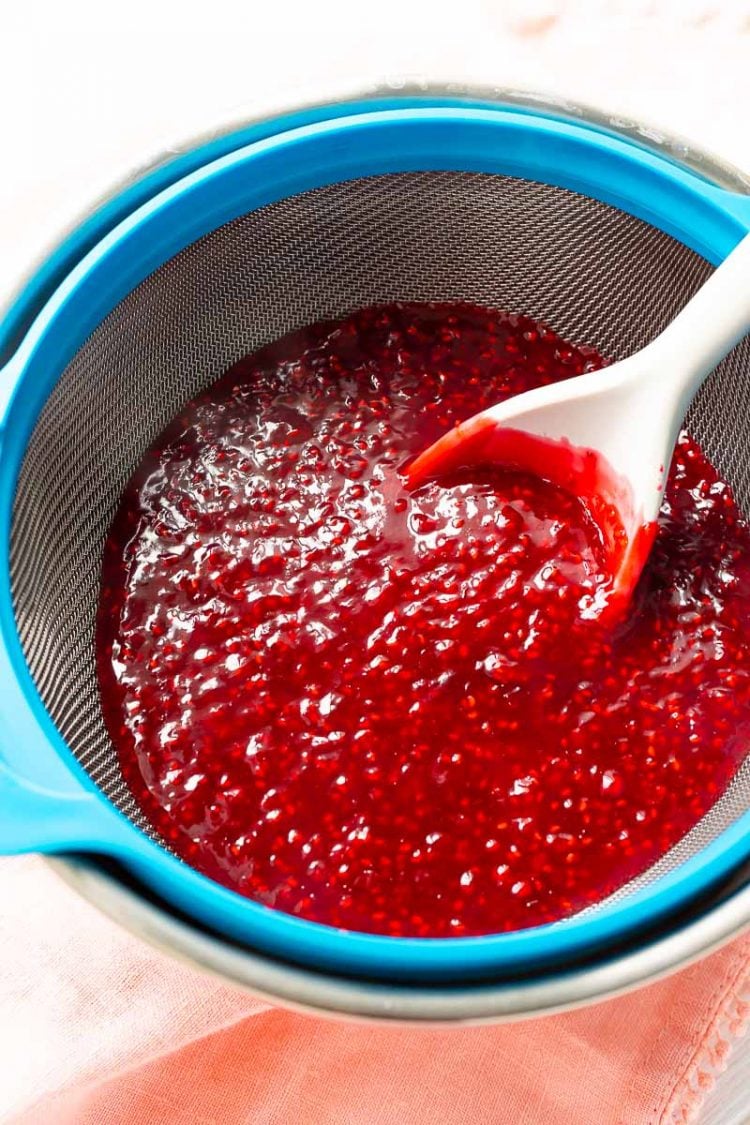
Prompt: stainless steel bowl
<box><xmin>4</xmin><ymin>82</ymin><xmax>748</xmax><ymax>1021</ymax></box>
<box><xmin>48</xmin><ymin>853</ymin><xmax>750</xmax><ymax>1023</ymax></box>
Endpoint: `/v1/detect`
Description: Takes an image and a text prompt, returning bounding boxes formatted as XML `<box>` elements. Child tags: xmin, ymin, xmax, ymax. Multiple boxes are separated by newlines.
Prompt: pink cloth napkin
<box><xmin>1</xmin><ymin>854</ymin><xmax>747</xmax><ymax>1125</ymax></box>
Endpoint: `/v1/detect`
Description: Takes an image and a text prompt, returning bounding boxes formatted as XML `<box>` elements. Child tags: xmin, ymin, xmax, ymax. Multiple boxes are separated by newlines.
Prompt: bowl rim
<box><xmin>48</xmin><ymin>852</ymin><xmax>750</xmax><ymax>1023</ymax></box>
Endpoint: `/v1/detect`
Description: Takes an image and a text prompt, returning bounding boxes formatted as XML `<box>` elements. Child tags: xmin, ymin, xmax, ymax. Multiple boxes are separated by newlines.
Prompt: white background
<box><xmin>1</xmin><ymin>2</ymin><xmax>749</xmax><ymax>1121</ymax></box>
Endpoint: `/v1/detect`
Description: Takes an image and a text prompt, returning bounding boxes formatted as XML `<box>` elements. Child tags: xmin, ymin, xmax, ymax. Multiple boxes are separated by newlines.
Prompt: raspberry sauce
<box><xmin>97</xmin><ymin>303</ymin><xmax>750</xmax><ymax>938</ymax></box>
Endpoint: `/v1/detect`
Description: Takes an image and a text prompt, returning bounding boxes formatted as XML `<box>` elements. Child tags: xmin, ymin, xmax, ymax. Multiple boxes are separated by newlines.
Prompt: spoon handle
<box><xmin>646</xmin><ymin>231</ymin><xmax>750</xmax><ymax>408</ymax></box>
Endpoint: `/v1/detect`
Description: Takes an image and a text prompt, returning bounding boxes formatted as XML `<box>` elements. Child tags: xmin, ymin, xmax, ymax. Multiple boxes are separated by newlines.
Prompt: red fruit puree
<box><xmin>97</xmin><ymin>303</ymin><xmax>750</xmax><ymax>938</ymax></box>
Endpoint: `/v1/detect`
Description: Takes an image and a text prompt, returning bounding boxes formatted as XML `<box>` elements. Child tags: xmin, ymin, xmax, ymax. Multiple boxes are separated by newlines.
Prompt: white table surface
<box><xmin>2</xmin><ymin>3</ymin><xmax>749</xmax><ymax>1121</ymax></box>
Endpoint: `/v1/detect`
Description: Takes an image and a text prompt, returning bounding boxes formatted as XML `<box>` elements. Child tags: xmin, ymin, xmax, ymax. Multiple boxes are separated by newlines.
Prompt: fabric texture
<box><xmin>1</xmin><ymin>855</ymin><xmax>747</xmax><ymax>1124</ymax></box>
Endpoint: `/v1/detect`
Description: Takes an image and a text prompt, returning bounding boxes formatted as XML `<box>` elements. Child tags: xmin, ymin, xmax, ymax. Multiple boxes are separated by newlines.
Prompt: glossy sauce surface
<box><xmin>97</xmin><ymin>303</ymin><xmax>750</xmax><ymax>937</ymax></box>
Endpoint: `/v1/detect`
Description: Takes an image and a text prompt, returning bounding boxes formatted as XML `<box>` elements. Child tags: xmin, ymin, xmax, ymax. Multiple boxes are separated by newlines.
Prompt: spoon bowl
<box><xmin>407</xmin><ymin>233</ymin><xmax>750</xmax><ymax>608</ymax></box>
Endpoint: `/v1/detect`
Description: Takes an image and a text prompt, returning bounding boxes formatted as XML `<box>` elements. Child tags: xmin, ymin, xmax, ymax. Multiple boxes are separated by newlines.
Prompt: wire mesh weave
<box><xmin>10</xmin><ymin>171</ymin><xmax>750</xmax><ymax>905</ymax></box>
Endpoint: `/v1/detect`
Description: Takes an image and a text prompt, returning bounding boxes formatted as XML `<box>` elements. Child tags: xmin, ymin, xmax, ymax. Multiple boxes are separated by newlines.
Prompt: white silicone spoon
<box><xmin>406</xmin><ymin>233</ymin><xmax>750</xmax><ymax>612</ymax></box>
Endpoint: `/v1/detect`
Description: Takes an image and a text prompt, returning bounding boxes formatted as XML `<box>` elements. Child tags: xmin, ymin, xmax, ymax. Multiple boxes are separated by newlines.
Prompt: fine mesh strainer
<box><xmin>2</xmin><ymin>103</ymin><xmax>750</xmax><ymax>984</ymax></box>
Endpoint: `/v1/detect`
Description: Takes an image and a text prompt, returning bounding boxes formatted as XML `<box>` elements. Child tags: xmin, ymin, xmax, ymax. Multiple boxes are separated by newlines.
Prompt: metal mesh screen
<box><xmin>9</xmin><ymin>172</ymin><xmax>750</xmax><ymax>905</ymax></box>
